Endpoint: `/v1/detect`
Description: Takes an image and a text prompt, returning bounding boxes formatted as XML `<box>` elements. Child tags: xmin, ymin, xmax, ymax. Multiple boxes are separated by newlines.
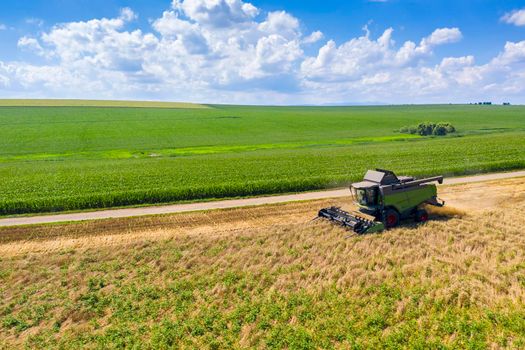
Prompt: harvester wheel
<box><xmin>415</xmin><ymin>209</ymin><xmax>429</xmax><ymax>223</ymax></box>
<box><xmin>384</xmin><ymin>209</ymin><xmax>400</xmax><ymax>228</ymax></box>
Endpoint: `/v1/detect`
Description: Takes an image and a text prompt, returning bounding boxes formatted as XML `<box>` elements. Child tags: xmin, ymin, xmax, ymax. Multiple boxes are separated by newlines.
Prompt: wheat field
<box><xmin>1</xmin><ymin>178</ymin><xmax>525</xmax><ymax>348</ymax></box>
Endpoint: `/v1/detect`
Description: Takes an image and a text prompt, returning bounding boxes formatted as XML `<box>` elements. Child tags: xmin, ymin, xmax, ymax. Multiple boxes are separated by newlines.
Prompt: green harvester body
<box><xmin>318</xmin><ymin>169</ymin><xmax>444</xmax><ymax>234</ymax></box>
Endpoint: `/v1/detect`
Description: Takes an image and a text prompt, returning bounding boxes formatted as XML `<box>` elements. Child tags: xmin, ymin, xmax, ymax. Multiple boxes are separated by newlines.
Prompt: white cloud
<box><xmin>303</xmin><ymin>29</ymin><xmax>392</xmax><ymax>81</ymax></box>
<box><xmin>301</xmin><ymin>27</ymin><xmax>461</xmax><ymax>82</ymax></box>
<box><xmin>493</xmin><ymin>41</ymin><xmax>525</xmax><ymax>65</ymax></box>
<box><xmin>120</xmin><ymin>7</ymin><xmax>138</xmax><ymax>22</ymax></box>
<box><xmin>25</xmin><ymin>18</ymin><xmax>44</xmax><ymax>27</ymax></box>
<box><xmin>303</xmin><ymin>30</ymin><xmax>323</xmax><ymax>44</ymax></box>
<box><xmin>1</xmin><ymin>2</ymin><xmax>525</xmax><ymax>104</ymax></box>
<box><xmin>40</xmin><ymin>11</ymin><xmax>157</xmax><ymax>71</ymax></box>
<box><xmin>0</xmin><ymin>1</ymin><xmax>307</xmax><ymax>99</ymax></box>
<box><xmin>259</xmin><ymin>11</ymin><xmax>299</xmax><ymax>39</ymax></box>
<box><xmin>153</xmin><ymin>11</ymin><xmax>209</xmax><ymax>54</ymax></box>
<box><xmin>244</xmin><ymin>34</ymin><xmax>302</xmax><ymax>79</ymax></box>
<box><xmin>172</xmin><ymin>0</ymin><xmax>258</xmax><ymax>28</ymax></box>
<box><xmin>361</xmin><ymin>72</ymin><xmax>391</xmax><ymax>85</ymax></box>
<box><xmin>0</xmin><ymin>75</ymin><xmax>9</xmax><ymax>87</ymax></box>
<box><xmin>420</xmin><ymin>27</ymin><xmax>462</xmax><ymax>49</ymax></box>
<box><xmin>439</xmin><ymin>55</ymin><xmax>475</xmax><ymax>70</ymax></box>
<box><xmin>392</xmin><ymin>27</ymin><xmax>463</xmax><ymax>63</ymax></box>
<box><xmin>299</xmin><ymin>25</ymin><xmax>525</xmax><ymax>104</ymax></box>
<box><xmin>0</xmin><ymin>62</ymin><xmax>10</xmax><ymax>87</ymax></box>
<box><xmin>0</xmin><ymin>23</ymin><xmax>7</xmax><ymax>30</ymax></box>
<box><xmin>502</xmin><ymin>9</ymin><xmax>525</xmax><ymax>26</ymax></box>
<box><xmin>17</xmin><ymin>36</ymin><xmax>48</xmax><ymax>57</ymax></box>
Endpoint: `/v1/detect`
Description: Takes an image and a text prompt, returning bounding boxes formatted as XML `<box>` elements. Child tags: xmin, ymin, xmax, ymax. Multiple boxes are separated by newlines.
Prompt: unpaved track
<box><xmin>1</xmin><ymin>176</ymin><xmax>524</xmax><ymax>256</ymax></box>
<box><xmin>1</xmin><ymin>170</ymin><xmax>524</xmax><ymax>227</ymax></box>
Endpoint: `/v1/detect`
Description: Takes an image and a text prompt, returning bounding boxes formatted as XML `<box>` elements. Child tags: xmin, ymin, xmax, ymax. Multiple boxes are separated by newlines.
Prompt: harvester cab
<box><xmin>318</xmin><ymin>169</ymin><xmax>445</xmax><ymax>234</ymax></box>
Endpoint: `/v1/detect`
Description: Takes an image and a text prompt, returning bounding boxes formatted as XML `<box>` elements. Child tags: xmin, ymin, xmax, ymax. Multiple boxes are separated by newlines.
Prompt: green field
<box><xmin>1</xmin><ymin>102</ymin><xmax>524</xmax><ymax>215</ymax></box>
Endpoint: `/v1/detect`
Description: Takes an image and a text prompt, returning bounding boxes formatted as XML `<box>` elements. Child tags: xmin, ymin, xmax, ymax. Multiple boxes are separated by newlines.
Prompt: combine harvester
<box><xmin>318</xmin><ymin>169</ymin><xmax>445</xmax><ymax>234</ymax></box>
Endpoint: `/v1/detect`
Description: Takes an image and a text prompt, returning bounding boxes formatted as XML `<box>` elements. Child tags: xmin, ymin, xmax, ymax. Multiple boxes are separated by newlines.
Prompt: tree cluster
<box><xmin>400</xmin><ymin>122</ymin><xmax>456</xmax><ymax>136</ymax></box>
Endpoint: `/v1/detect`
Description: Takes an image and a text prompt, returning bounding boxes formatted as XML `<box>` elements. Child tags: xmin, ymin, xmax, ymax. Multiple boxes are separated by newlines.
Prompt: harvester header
<box><xmin>318</xmin><ymin>169</ymin><xmax>445</xmax><ymax>234</ymax></box>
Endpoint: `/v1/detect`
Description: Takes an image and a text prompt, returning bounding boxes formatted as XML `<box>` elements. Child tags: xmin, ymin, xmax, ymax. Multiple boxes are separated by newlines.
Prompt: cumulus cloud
<box><xmin>259</xmin><ymin>11</ymin><xmax>299</xmax><ymax>39</ymax></box>
<box><xmin>150</xmin><ymin>2</ymin><xmax>305</xmax><ymax>87</ymax></box>
<box><xmin>0</xmin><ymin>1</ymin><xmax>308</xmax><ymax>99</ymax></box>
<box><xmin>40</xmin><ymin>9</ymin><xmax>157</xmax><ymax>71</ymax></box>
<box><xmin>420</xmin><ymin>27</ymin><xmax>462</xmax><ymax>50</ymax></box>
<box><xmin>300</xmin><ymin>26</ymin><xmax>525</xmax><ymax>104</ymax></box>
<box><xmin>439</xmin><ymin>55</ymin><xmax>475</xmax><ymax>70</ymax></box>
<box><xmin>120</xmin><ymin>7</ymin><xmax>138</xmax><ymax>22</ymax></box>
<box><xmin>17</xmin><ymin>36</ymin><xmax>48</xmax><ymax>57</ymax></box>
<box><xmin>301</xmin><ymin>27</ymin><xmax>461</xmax><ymax>82</ymax></box>
<box><xmin>153</xmin><ymin>11</ymin><xmax>209</xmax><ymax>54</ymax></box>
<box><xmin>172</xmin><ymin>0</ymin><xmax>258</xmax><ymax>28</ymax></box>
<box><xmin>303</xmin><ymin>30</ymin><xmax>323</xmax><ymax>44</ymax></box>
<box><xmin>1</xmin><ymin>1</ymin><xmax>525</xmax><ymax>104</ymax></box>
<box><xmin>502</xmin><ymin>8</ymin><xmax>525</xmax><ymax>26</ymax></box>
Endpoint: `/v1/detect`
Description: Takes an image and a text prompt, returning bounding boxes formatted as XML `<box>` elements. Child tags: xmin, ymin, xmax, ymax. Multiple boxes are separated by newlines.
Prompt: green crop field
<box><xmin>0</xmin><ymin>102</ymin><xmax>524</xmax><ymax>215</ymax></box>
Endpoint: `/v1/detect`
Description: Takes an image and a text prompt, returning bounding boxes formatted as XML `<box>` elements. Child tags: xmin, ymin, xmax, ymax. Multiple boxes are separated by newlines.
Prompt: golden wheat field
<box><xmin>1</xmin><ymin>178</ymin><xmax>525</xmax><ymax>349</ymax></box>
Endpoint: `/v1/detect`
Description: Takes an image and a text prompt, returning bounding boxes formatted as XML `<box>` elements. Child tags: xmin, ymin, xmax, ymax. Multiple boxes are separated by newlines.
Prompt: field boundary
<box><xmin>1</xmin><ymin>170</ymin><xmax>524</xmax><ymax>228</ymax></box>
<box><xmin>0</xmin><ymin>99</ymin><xmax>210</xmax><ymax>109</ymax></box>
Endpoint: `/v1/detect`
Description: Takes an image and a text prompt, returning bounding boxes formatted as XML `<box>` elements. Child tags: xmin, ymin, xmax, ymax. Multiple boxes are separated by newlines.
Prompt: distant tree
<box><xmin>433</xmin><ymin>125</ymin><xmax>447</xmax><ymax>136</ymax></box>
<box><xmin>439</xmin><ymin>122</ymin><xmax>455</xmax><ymax>133</ymax></box>
<box><xmin>417</xmin><ymin>122</ymin><xmax>435</xmax><ymax>136</ymax></box>
<box><xmin>400</xmin><ymin>122</ymin><xmax>456</xmax><ymax>136</ymax></box>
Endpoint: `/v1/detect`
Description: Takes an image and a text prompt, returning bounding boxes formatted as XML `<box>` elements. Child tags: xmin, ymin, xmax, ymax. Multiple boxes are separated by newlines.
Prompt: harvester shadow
<box><xmin>399</xmin><ymin>215</ymin><xmax>456</xmax><ymax>229</ymax></box>
<box><xmin>383</xmin><ymin>205</ymin><xmax>467</xmax><ymax>234</ymax></box>
<box><xmin>391</xmin><ymin>212</ymin><xmax>465</xmax><ymax>232</ymax></box>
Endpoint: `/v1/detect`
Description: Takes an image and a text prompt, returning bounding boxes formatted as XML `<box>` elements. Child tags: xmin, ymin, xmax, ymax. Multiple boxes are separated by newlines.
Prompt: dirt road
<box><xmin>1</xmin><ymin>170</ymin><xmax>524</xmax><ymax>227</ymax></box>
<box><xmin>1</xmin><ymin>175</ymin><xmax>524</xmax><ymax>257</ymax></box>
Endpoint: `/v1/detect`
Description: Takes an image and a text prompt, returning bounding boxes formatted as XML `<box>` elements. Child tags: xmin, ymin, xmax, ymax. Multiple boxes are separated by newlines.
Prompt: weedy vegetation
<box><xmin>1</xmin><ymin>102</ymin><xmax>524</xmax><ymax>215</ymax></box>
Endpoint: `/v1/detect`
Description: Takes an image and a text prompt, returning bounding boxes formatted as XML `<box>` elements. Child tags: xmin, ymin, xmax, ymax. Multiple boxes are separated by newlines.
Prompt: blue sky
<box><xmin>1</xmin><ymin>0</ymin><xmax>525</xmax><ymax>104</ymax></box>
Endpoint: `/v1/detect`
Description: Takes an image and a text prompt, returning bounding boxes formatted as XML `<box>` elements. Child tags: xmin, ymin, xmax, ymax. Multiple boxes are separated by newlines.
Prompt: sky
<box><xmin>0</xmin><ymin>0</ymin><xmax>525</xmax><ymax>105</ymax></box>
